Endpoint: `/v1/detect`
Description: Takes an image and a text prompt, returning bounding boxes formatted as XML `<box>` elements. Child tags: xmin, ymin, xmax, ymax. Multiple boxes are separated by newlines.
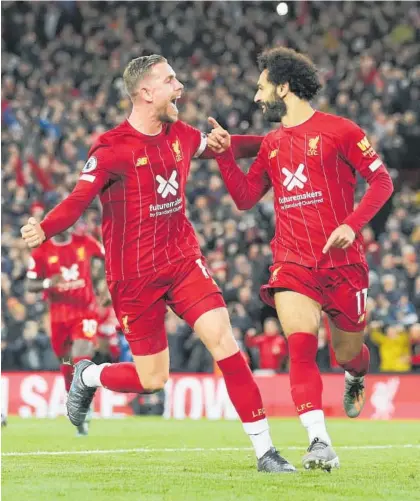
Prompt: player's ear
<box><xmin>139</xmin><ymin>85</ymin><xmax>153</xmax><ymax>103</ymax></box>
<box><xmin>276</xmin><ymin>82</ymin><xmax>289</xmax><ymax>99</ymax></box>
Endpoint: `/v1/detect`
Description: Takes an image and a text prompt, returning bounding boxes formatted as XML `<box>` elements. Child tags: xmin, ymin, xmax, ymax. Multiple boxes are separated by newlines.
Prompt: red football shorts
<box><xmin>108</xmin><ymin>256</ymin><xmax>225</xmax><ymax>356</ymax></box>
<box><xmin>260</xmin><ymin>261</ymin><xmax>369</xmax><ymax>332</ymax></box>
<box><xmin>50</xmin><ymin>315</ymin><xmax>98</xmax><ymax>358</ymax></box>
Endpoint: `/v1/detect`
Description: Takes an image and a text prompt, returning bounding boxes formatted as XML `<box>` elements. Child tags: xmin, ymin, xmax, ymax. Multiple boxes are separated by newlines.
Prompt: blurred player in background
<box><xmin>26</xmin><ymin>228</ymin><xmax>104</xmax><ymax>436</ymax></box>
<box><xmin>95</xmin><ymin>285</ymin><xmax>121</xmax><ymax>364</ymax></box>
<box><xmin>208</xmin><ymin>46</ymin><xmax>394</xmax><ymax>471</ymax></box>
<box><xmin>21</xmin><ymin>55</ymin><xmax>295</xmax><ymax>472</ymax></box>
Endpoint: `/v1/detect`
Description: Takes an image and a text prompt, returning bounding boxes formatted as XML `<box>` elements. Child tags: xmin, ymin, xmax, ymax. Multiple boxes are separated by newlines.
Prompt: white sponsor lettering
<box><xmin>156</xmin><ymin>170</ymin><xmax>179</xmax><ymax>199</ymax></box>
<box><xmin>202</xmin><ymin>378</ymin><xmax>237</xmax><ymax>420</ymax></box>
<box><xmin>282</xmin><ymin>163</ymin><xmax>308</xmax><ymax>191</ymax></box>
<box><xmin>2</xmin><ymin>373</ymin><xmax>418</xmax><ymax>420</ymax></box>
<box><xmin>149</xmin><ymin>197</ymin><xmax>183</xmax><ymax>217</ymax></box>
<box><xmin>173</xmin><ymin>377</ymin><xmax>203</xmax><ymax>419</ymax></box>
<box><xmin>99</xmin><ymin>388</ymin><xmax>128</xmax><ymax>419</ymax></box>
<box><xmin>166</xmin><ymin>377</ymin><xmax>237</xmax><ymax>420</ymax></box>
<box><xmin>19</xmin><ymin>375</ymin><xmax>66</xmax><ymax>418</ymax></box>
<box><xmin>279</xmin><ymin>190</ymin><xmax>323</xmax><ymax>210</ymax></box>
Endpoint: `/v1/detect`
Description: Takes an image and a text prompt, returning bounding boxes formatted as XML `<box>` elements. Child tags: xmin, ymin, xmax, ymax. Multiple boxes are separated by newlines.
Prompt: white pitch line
<box><xmin>2</xmin><ymin>444</ymin><xmax>419</xmax><ymax>458</ymax></box>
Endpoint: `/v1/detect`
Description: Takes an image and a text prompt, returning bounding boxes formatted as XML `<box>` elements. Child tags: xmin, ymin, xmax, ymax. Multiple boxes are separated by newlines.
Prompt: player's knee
<box><xmin>139</xmin><ymin>372</ymin><xmax>168</xmax><ymax>392</ymax></box>
<box><xmin>194</xmin><ymin>308</ymin><xmax>238</xmax><ymax>359</ymax></box>
<box><xmin>334</xmin><ymin>345</ymin><xmax>361</xmax><ymax>364</ymax></box>
<box><xmin>205</xmin><ymin>324</ymin><xmax>237</xmax><ymax>359</ymax></box>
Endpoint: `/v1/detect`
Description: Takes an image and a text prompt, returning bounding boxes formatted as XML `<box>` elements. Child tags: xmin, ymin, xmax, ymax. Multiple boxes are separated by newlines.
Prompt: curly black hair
<box><xmin>257</xmin><ymin>47</ymin><xmax>322</xmax><ymax>101</ymax></box>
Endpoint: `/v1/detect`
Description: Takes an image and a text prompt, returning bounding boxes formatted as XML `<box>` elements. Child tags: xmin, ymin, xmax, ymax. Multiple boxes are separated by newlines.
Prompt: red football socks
<box><xmin>288</xmin><ymin>332</ymin><xmax>323</xmax><ymax>415</ymax></box>
<box><xmin>60</xmin><ymin>363</ymin><xmax>74</xmax><ymax>393</ymax></box>
<box><xmin>100</xmin><ymin>362</ymin><xmax>145</xmax><ymax>393</ymax></box>
<box><xmin>339</xmin><ymin>344</ymin><xmax>370</xmax><ymax>377</ymax></box>
<box><xmin>217</xmin><ymin>351</ymin><xmax>266</xmax><ymax>423</ymax></box>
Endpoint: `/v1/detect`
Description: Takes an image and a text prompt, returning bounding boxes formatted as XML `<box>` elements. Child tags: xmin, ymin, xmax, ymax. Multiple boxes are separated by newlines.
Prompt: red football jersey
<box><xmin>245</xmin><ymin>333</ymin><xmax>288</xmax><ymax>370</ymax></box>
<box><xmin>27</xmin><ymin>234</ymin><xmax>104</xmax><ymax>322</ymax></box>
<box><xmin>218</xmin><ymin>111</ymin><xmax>393</xmax><ymax>268</ymax></box>
<box><xmin>50</xmin><ymin>120</ymin><xmax>206</xmax><ymax>280</ymax></box>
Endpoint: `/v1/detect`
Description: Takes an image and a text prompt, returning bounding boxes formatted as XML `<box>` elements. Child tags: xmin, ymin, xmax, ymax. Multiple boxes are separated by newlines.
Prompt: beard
<box><xmin>158</xmin><ymin>111</ymin><xmax>177</xmax><ymax>124</ymax></box>
<box><xmin>262</xmin><ymin>96</ymin><xmax>287</xmax><ymax>123</ymax></box>
<box><xmin>157</xmin><ymin>102</ymin><xmax>178</xmax><ymax>124</ymax></box>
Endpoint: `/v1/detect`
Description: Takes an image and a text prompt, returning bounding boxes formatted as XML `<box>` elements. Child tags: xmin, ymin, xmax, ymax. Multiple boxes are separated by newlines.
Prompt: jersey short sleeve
<box><xmin>27</xmin><ymin>248</ymin><xmax>46</xmax><ymax>280</ymax></box>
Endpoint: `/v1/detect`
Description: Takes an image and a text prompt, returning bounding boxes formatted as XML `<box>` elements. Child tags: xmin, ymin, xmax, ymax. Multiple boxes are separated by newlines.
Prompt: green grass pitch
<box><xmin>2</xmin><ymin>417</ymin><xmax>419</xmax><ymax>501</ymax></box>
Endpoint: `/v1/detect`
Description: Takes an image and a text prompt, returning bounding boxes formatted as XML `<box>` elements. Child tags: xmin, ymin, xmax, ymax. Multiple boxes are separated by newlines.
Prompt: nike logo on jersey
<box><xmin>156</xmin><ymin>170</ymin><xmax>179</xmax><ymax>199</ymax></box>
<box><xmin>282</xmin><ymin>163</ymin><xmax>308</xmax><ymax>191</ymax></box>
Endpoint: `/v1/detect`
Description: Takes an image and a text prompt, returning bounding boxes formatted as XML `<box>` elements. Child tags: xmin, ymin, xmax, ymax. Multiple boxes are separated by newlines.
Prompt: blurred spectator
<box><xmin>166</xmin><ymin>310</ymin><xmax>189</xmax><ymax>372</ymax></box>
<box><xmin>245</xmin><ymin>318</ymin><xmax>288</xmax><ymax>372</ymax></box>
<box><xmin>183</xmin><ymin>331</ymin><xmax>213</xmax><ymax>373</ymax></box>
<box><xmin>370</xmin><ymin>324</ymin><xmax>411</xmax><ymax>372</ymax></box>
<box><xmin>370</xmin><ymin>294</ymin><xmax>397</xmax><ymax>326</ymax></box>
<box><xmin>316</xmin><ymin>324</ymin><xmax>331</xmax><ymax>372</ymax></box>
<box><xmin>395</xmin><ymin>295</ymin><xmax>419</xmax><ymax>327</ymax></box>
<box><xmin>410</xmin><ymin>323</ymin><xmax>420</xmax><ymax>371</ymax></box>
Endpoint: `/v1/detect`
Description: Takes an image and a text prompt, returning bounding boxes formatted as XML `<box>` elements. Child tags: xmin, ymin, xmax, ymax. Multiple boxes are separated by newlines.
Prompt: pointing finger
<box><xmin>322</xmin><ymin>233</ymin><xmax>336</xmax><ymax>254</ymax></box>
<box><xmin>208</xmin><ymin>117</ymin><xmax>222</xmax><ymax>129</ymax></box>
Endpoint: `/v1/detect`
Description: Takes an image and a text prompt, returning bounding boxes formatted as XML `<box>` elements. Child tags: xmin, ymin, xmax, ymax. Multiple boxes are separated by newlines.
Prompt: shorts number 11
<box><xmin>356</xmin><ymin>288</ymin><xmax>368</xmax><ymax>316</ymax></box>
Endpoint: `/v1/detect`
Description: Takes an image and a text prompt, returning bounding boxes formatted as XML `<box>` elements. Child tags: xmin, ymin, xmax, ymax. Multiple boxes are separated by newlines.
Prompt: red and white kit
<box><xmin>40</xmin><ymin>121</ymin><xmax>262</xmax><ymax>354</ymax></box>
<box><xmin>27</xmin><ymin>234</ymin><xmax>103</xmax><ymax>356</ymax></box>
<box><xmin>217</xmin><ymin>111</ymin><xmax>393</xmax><ymax>331</ymax></box>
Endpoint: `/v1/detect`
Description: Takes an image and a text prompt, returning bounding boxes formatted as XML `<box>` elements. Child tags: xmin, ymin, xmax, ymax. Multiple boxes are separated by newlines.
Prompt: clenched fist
<box><xmin>21</xmin><ymin>217</ymin><xmax>46</xmax><ymax>249</ymax></box>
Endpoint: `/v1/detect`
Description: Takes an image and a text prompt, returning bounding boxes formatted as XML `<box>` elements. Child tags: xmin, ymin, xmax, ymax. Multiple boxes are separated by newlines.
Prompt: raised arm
<box><xmin>206</xmin><ymin>118</ymin><xmax>271</xmax><ymax>210</ymax></box>
<box><xmin>200</xmin><ymin>135</ymin><xmax>264</xmax><ymax>160</ymax></box>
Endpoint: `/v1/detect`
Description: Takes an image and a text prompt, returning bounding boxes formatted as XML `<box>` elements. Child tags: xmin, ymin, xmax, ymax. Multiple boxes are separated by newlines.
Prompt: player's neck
<box><xmin>52</xmin><ymin>235</ymin><xmax>72</xmax><ymax>246</ymax></box>
<box><xmin>128</xmin><ymin>109</ymin><xmax>163</xmax><ymax>136</ymax></box>
<box><xmin>281</xmin><ymin>101</ymin><xmax>315</xmax><ymax>128</ymax></box>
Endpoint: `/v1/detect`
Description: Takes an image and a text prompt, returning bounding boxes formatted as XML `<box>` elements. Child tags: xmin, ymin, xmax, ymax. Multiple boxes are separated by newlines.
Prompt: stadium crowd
<box><xmin>2</xmin><ymin>1</ymin><xmax>420</xmax><ymax>374</ymax></box>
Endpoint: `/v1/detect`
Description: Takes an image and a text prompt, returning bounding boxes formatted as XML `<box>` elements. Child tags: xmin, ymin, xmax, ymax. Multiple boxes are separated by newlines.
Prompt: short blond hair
<box><xmin>123</xmin><ymin>54</ymin><xmax>167</xmax><ymax>97</ymax></box>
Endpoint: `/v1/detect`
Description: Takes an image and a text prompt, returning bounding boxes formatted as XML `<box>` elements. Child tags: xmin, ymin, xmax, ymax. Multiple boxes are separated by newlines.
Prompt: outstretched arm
<box><xmin>41</xmin><ymin>176</ymin><xmax>108</xmax><ymax>239</ymax></box>
<box><xmin>206</xmin><ymin>118</ymin><xmax>271</xmax><ymax>210</ymax></box>
<box><xmin>216</xmin><ymin>146</ymin><xmax>272</xmax><ymax>210</ymax></box>
<box><xmin>200</xmin><ymin>135</ymin><xmax>264</xmax><ymax>160</ymax></box>
<box><xmin>21</xmin><ymin>146</ymin><xmax>116</xmax><ymax>248</ymax></box>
